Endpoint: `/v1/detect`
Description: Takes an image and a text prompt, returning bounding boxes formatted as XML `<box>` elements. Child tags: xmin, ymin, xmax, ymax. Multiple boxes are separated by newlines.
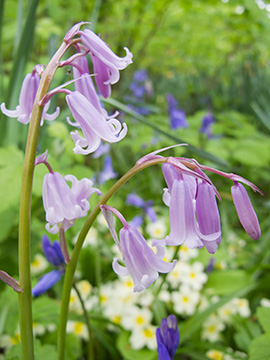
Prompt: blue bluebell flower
<box><xmin>126</xmin><ymin>193</ymin><xmax>157</xmax><ymax>226</ymax></box>
<box><xmin>32</xmin><ymin>235</ymin><xmax>65</xmax><ymax>297</ymax></box>
<box><xmin>200</xmin><ymin>113</ymin><xmax>215</xmax><ymax>139</ymax></box>
<box><xmin>156</xmin><ymin>315</ymin><xmax>180</xmax><ymax>360</ymax></box>
<box><xmin>166</xmin><ymin>94</ymin><xmax>188</xmax><ymax>129</ymax></box>
<box><xmin>99</xmin><ymin>155</ymin><xmax>118</xmax><ymax>184</ymax></box>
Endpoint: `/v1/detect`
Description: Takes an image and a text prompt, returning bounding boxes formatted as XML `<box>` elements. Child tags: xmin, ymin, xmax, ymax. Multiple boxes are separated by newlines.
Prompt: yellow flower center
<box><xmin>143</xmin><ymin>328</ymin><xmax>154</xmax><ymax>338</ymax></box>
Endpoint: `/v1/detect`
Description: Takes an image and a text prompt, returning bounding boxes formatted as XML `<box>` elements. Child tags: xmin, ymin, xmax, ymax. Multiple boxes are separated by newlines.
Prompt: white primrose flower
<box><xmin>167</xmin><ymin>261</ymin><xmax>190</xmax><ymax>289</ymax></box>
<box><xmin>31</xmin><ymin>254</ymin><xmax>48</xmax><ymax>275</ymax></box>
<box><xmin>202</xmin><ymin>314</ymin><xmax>225</xmax><ymax>342</ymax></box>
<box><xmin>181</xmin><ymin>261</ymin><xmax>208</xmax><ymax>291</ymax></box>
<box><xmin>121</xmin><ymin>306</ymin><xmax>152</xmax><ymax>331</ymax></box>
<box><xmin>171</xmin><ymin>285</ymin><xmax>200</xmax><ymax>316</ymax></box>
<box><xmin>146</xmin><ymin>219</ymin><xmax>167</xmax><ymax>239</ymax></box>
<box><xmin>69</xmin><ymin>288</ymin><xmax>82</xmax><ymax>313</ymax></box>
<box><xmin>217</xmin><ymin>300</ymin><xmax>237</xmax><ymax>323</ymax></box>
<box><xmin>206</xmin><ymin>349</ymin><xmax>224</xmax><ymax>360</ymax></box>
<box><xmin>129</xmin><ymin>325</ymin><xmax>157</xmax><ymax>350</ymax></box>
<box><xmin>260</xmin><ymin>298</ymin><xmax>270</xmax><ymax>307</ymax></box>
<box><xmin>178</xmin><ymin>244</ymin><xmax>199</xmax><ymax>261</ymax></box>
<box><xmin>76</xmin><ymin>280</ymin><xmax>92</xmax><ymax>301</ymax></box>
<box><xmin>66</xmin><ymin>321</ymin><xmax>88</xmax><ymax>340</ymax></box>
<box><xmin>232</xmin><ymin>298</ymin><xmax>251</xmax><ymax>317</ymax></box>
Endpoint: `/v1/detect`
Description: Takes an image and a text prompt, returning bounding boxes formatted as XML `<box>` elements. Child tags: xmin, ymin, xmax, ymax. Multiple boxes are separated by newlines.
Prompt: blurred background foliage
<box><xmin>0</xmin><ymin>0</ymin><xmax>270</xmax><ymax>359</ymax></box>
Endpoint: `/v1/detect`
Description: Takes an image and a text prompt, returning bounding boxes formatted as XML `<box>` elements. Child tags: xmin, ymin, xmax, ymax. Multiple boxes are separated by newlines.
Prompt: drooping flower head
<box><xmin>36</xmin><ymin>151</ymin><xmax>101</xmax><ymax>234</ymax></box>
<box><xmin>66</xmin><ymin>91</ymin><xmax>127</xmax><ymax>155</ymax></box>
<box><xmin>32</xmin><ymin>235</ymin><xmax>65</xmax><ymax>297</ymax></box>
<box><xmin>100</xmin><ymin>205</ymin><xmax>177</xmax><ymax>292</ymax></box>
<box><xmin>79</xmin><ymin>29</ymin><xmax>133</xmax><ymax>98</ymax></box>
<box><xmin>0</xmin><ymin>66</ymin><xmax>59</xmax><ymax>125</ymax></box>
<box><xmin>156</xmin><ymin>315</ymin><xmax>180</xmax><ymax>360</ymax></box>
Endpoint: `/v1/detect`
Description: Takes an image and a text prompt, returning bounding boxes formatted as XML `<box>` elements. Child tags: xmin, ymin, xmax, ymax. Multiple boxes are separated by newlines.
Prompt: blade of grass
<box><xmin>103</xmin><ymin>97</ymin><xmax>228</xmax><ymax>168</ymax></box>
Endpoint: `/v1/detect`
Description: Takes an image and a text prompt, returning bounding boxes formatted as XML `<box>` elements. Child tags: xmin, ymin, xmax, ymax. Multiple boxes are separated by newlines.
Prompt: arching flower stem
<box><xmin>18</xmin><ymin>39</ymin><xmax>79</xmax><ymax>360</ymax></box>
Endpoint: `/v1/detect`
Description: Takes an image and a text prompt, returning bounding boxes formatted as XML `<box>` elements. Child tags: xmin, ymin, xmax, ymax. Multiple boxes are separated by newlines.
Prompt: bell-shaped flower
<box><xmin>101</xmin><ymin>205</ymin><xmax>177</xmax><ymax>292</ymax></box>
<box><xmin>0</xmin><ymin>70</ymin><xmax>59</xmax><ymax>125</ymax></box>
<box><xmin>43</xmin><ymin>171</ymin><xmax>100</xmax><ymax>234</ymax></box>
<box><xmin>66</xmin><ymin>91</ymin><xmax>127</xmax><ymax>155</ymax></box>
<box><xmin>156</xmin><ymin>315</ymin><xmax>180</xmax><ymax>360</ymax></box>
<box><xmin>196</xmin><ymin>180</ymin><xmax>221</xmax><ymax>254</ymax></box>
<box><xmin>231</xmin><ymin>181</ymin><xmax>261</xmax><ymax>240</ymax></box>
<box><xmin>32</xmin><ymin>235</ymin><xmax>65</xmax><ymax>297</ymax></box>
<box><xmin>80</xmin><ymin>29</ymin><xmax>133</xmax><ymax>98</ymax></box>
<box><xmin>158</xmin><ymin>163</ymin><xmax>221</xmax><ymax>253</ymax></box>
<box><xmin>98</xmin><ymin>155</ymin><xmax>118</xmax><ymax>184</ymax></box>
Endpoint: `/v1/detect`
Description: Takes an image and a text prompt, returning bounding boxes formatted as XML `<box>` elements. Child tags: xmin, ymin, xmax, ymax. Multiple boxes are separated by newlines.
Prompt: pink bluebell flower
<box><xmin>0</xmin><ymin>68</ymin><xmax>59</xmax><ymax>125</ymax></box>
<box><xmin>32</xmin><ymin>235</ymin><xmax>65</xmax><ymax>297</ymax></box>
<box><xmin>66</xmin><ymin>91</ymin><xmax>127</xmax><ymax>155</ymax></box>
<box><xmin>231</xmin><ymin>181</ymin><xmax>261</xmax><ymax>240</ymax></box>
<box><xmin>160</xmin><ymin>163</ymin><xmax>221</xmax><ymax>253</ymax></box>
<box><xmin>101</xmin><ymin>205</ymin><xmax>176</xmax><ymax>292</ymax></box>
<box><xmin>36</xmin><ymin>150</ymin><xmax>101</xmax><ymax>234</ymax></box>
<box><xmin>156</xmin><ymin>315</ymin><xmax>180</xmax><ymax>360</ymax></box>
<box><xmin>80</xmin><ymin>29</ymin><xmax>133</xmax><ymax>98</ymax></box>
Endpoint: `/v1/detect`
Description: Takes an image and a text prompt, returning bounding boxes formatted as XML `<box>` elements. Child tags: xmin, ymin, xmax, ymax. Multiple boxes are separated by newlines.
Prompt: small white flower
<box><xmin>260</xmin><ymin>298</ymin><xmax>270</xmax><ymax>308</ymax></box>
<box><xmin>217</xmin><ymin>300</ymin><xmax>237</xmax><ymax>323</ymax></box>
<box><xmin>146</xmin><ymin>219</ymin><xmax>167</xmax><ymax>239</ymax></box>
<box><xmin>66</xmin><ymin>321</ymin><xmax>88</xmax><ymax>340</ymax></box>
<box><xmin>31</xmin><ymin>254</ymin><xmax>48</xmax><ymax>275</ymax></box>
<box><xmin>202</xmin><ymin>314</ymin><xmax>225</xmax><ymax>342</ymax></box>
<box><xmin>129</xmin><ymin>325</ymin><xmax>157</xmax><ymax>350</ymax></box>
<box><xmin>69</xmin><ymin>288</ymin><xmax>82</xmax><ymax>313</ymax></box>
<box><xmin>172</xmin><ymin>285</ymin><xmax>200</xmax><ymax>316</ymax></box>
<box><xmin>122</xmin><ymin>306</ymin><xmax>152</xmax><ymax>331</ymax></box>
<box><xmin>76</xmin><ymin>280</ymin><xmax>92</xmax><ymax>301</ymax></box>
<box><xmin>178</xmin><ymin>244</ymin><xmax>199</xmax><ymax>261</ymax></box>
<box><xmin>167</xmin><ymin>261</ymin><xmax>189</xmax><ymax>289</ymax></box>
<box><xmin>232</xmin><ymin>298</ymin><xmax>250</xmax><ymax>318</ymax></box>
<box><xmin>181</xmin><ymin>261</ymin><xmax>208</xmax><ymax>291</ymax></box>
<box><xmin>33</xmin><ymin>322</ymin><xmax>46</xmax><ymax>336</ymax></box>
<box><xmin>206</xmin><ymin>349</ymin><xmax>224</xmax><ymax>360</ymax></box>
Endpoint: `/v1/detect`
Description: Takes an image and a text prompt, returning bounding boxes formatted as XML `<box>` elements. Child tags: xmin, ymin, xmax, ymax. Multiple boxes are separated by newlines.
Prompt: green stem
<box><xmin>17</xmin><ymin>40</ymin><xmax>74</xmax><ymax>360</ymax></box>
<box><xmin>73</xmin><ymin>283</ymin><xmax>94</xmax><ymax>360</ymax></box>
<box><xmin>58</xmin><ymin>157</ymin><xmax>166</xmax><ymax>360</ymax></box>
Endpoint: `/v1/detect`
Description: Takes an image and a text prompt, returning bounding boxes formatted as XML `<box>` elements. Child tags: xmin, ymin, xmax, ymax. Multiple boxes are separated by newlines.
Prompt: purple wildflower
<box><xmin>130</xmin><ymin>82</ymin><xmax>145</xmax><ymax>98</ymax></box>
<box><xmin>0</xmin><ymin>68</ymin><xmax>59</xmax><ymax>125</ymax></box>
<box><xmin>166</xmin><ymin>94</ymin><xmax>188</xmax><ymax>129</ymax></box>
<box><xmin>101</xmin><ymin>205</ymin><xmax>177</xmax><ymax>292</ymax></box>
<box><xmin>200</xmin><ymin>113</ymin><xmax>215</xmax><ymax>139</ymax></box>
<box><xmin>99</xmin><ymin>155</ymin><xmax>118</xmax><ymax>184</ymax></box>
<box><xmin>156</xmin><ymin>315</ymin><xmax>180</xmax><ymax>360</ymax></box>
<box><xmin>36</xmin><ymin>151</ymin><xmax>101</xmax><ymax>234</ymax></box>
<box><xmin>231</xmin><ymin>181</ymin><xmax>261</xmax><ymax>240</ymax></box>
<box><xmin>92</xmin><ymin>142</ymin><xmax>110</xmax><ymax>159</ymax></box>
<box><xmin>32</xmin><ymin>235</ymin><xmax>65</xmax><ymax>297</ymax></box>
<box><xmin>66</xmin><ymin>91</ymin><xmax>127</xmax><ymax>155</ymax></box>
<box><xmin>79</xmin><ymin>29</ymin><xmax>133</xmax><ymax>98</ymax></box>
<box><xmin>156</xmin><ymin>163</ymin><xmax>221</xmax><ymax>253</ymax></box>
<box><xmin>126</xmin><ymin>193</ymin><xmax>157</xmax><ymax>223</ymax></box>
<box><xmin>133</xmin><ymin>69</ymin><xmax>148</xmax><ymax>82</ymax></box>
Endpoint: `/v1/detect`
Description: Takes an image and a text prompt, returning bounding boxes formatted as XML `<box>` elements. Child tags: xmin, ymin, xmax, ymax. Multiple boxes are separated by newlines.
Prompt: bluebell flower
<box><xmin>126</xmin><ymin>193</ymin><xmax>157</xmax><ymax>225</ymax></box>
<box><xmin>99</xmin><ymin>155</ymin><xmax>118</xmax><ymax>184</ymax></box>
<box><xmin>200</xmin><ymin>113</ymin><xmax>215</xmax><ymax>139</ymax></box>
<box><xmin>166</xmin><ymin>94</ymin><xmax>188</xmax><ymax>129</ymax></box>
<box><xmin>133</xmin><ymin>69</ymin><xmax>148</xmax><ymax>82</ymax></box>
<box><xmin>32</xmin><ymin>235</ymin><xmax>65</xmax><ymax>297</ymax></box>
<box><xmin>156</xmin><ymin>315</ymin><xmax>180</xmax><ymax>360</ymax></box>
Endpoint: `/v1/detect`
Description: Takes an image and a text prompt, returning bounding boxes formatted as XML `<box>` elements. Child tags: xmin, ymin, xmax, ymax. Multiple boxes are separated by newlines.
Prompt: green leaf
<box><xmin>0</xmin><ymin>146</ymin><xmax>24</xmax><ymax>212</ymax></box>
<box><xmin>249</xmin><ymin>332</ymin><xmax>270</xmax><ymax>360</ymax></box>
<box><xmin>116</xmin><ymin>331</ymin><xmax>157</xmax><ymax>360</ymax></box>
<box><xmin>34</xmin><ymin>340</ymin><xmax>58</xmax><ymax>360</ymax></box>
<box><xmin>256</xmin><ymin>307</ymin><xmax>270</xmax><ymax>333</ymax></box>
<box><xmin>205</xmin><ymin>270</ymin><xmax>252</xmax><ymax>295</ymax></box>
<box><xmin>32</xmin><ymin>297</ymin><xmax>60</xmax><ymax>325</ymax></box>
